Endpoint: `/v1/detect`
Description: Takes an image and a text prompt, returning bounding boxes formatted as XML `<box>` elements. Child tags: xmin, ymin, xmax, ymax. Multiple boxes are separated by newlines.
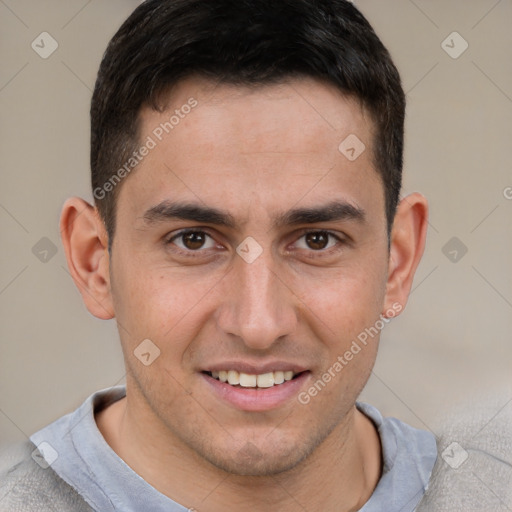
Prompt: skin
<box><xmin>61</xmin><ymin>76</ymin><xmax>428</xmax><ymax>512</ymax></box>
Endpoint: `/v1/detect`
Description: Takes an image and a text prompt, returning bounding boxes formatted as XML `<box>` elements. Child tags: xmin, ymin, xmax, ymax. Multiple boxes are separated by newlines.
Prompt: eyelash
<box><xmin>165</xmin><ymin>229</ymin><xmax>347</xmax><ymax>259</ymax></box>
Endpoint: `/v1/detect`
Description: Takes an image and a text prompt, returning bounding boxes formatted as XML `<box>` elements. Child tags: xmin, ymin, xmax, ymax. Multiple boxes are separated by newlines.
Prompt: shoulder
<box><xmin>0</xmin><ymin>441</ymin><xmax>93</xmax><ymax>512</ymax></box>
<box><xmin>356</xmin><ymin>403</ymin><xmax>437</xmax><ymax>512</ymax></box>
<box><xmin>357</xmin><ymin>401</ymin><xmax>437</xmax><ymax>467</ymax></box>
<box><xmin>416</xmin><ymin>393</ymin><xmax>512</xmax><ymax>511</ymax></box>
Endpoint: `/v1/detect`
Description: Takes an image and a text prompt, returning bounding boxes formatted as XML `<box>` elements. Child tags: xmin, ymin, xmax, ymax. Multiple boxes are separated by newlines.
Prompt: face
<box><xmin>109</xmin><ymin>76</ymin><xmax>391</xmax><ymax>476</ymax></box>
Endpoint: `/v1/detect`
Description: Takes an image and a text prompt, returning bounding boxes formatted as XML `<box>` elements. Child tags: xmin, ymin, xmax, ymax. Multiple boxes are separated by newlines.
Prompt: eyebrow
<box><xmin>141</xmin><ymin>200</ymin><xmax>366</xmax><ymax>230</ymax></box>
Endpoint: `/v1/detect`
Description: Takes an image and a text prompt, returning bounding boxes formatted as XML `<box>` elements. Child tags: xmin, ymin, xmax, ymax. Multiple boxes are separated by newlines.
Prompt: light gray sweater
<box><xmin>0</xmin><ymin>441</ymin><xmax>93</xmax><ymax>512</ymax></box>
<box><xmin>416</xmin><ymin>393</ymin><xmax>512</xmax><ymax>511</ymax></box>
<box><xmin>1</xmin><ymin>394</ymin><xmax>510</xmax><ymax>511</ymax></box>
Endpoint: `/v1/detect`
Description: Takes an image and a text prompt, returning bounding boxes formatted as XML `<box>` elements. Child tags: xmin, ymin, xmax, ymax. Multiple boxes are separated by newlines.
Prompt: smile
<box><xmin>205</xmin><ymin>370</ymin><xmax>298</xmax><ymax>388</ymax></box>
<box><xmin>202</xmin><ymin>369</ymin><xmax>310</xmax><ymax>411</ymax></box>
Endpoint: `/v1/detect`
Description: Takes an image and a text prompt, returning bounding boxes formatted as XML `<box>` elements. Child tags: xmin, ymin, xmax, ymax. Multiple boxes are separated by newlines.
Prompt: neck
<box><xmin>96</xmin><ymin>387</ymin><xmax>382</xmax><ymax>512</ymax></box>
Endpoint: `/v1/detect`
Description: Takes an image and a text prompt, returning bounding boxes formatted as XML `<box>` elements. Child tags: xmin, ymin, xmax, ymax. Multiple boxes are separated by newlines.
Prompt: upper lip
<box><xmin>201</xmin><ymin>361</ymin><xmax>309</xmax><ymax>375</ymax></box>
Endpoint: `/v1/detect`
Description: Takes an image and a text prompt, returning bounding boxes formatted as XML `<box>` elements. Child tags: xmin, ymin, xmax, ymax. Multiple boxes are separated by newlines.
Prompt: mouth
<box><xmin>201</xmin><ymin>368</ymin><xmax>311</xmax><ymax>411</ymax></box>
<box><xmin>203</xmin><ymin>370</ymin><xmax>303</xmax><ymax>388</ymax></box>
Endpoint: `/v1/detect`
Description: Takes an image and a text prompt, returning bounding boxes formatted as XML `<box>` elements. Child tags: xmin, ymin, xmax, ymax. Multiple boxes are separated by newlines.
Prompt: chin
<box><xmin>206</xmin><ymin>446</ymin><xmax>309</xmax><ymax>477</ymax></box>
<box><xmin>190</xmin><ymin>430</ymin><xmax>319</xmax><ymax>477</ymax></box>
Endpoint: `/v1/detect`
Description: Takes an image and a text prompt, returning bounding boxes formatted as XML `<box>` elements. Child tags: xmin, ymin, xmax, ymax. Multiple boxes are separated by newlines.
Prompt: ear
<box><xmin>60</xmin><ymin>197</ymin><xmax>114</xmax><ymax>320</ymax></box>
<box><xmin>383</xmin><ymin>193</ymin><xmax>428</xmax><ymax>316</ymax></box>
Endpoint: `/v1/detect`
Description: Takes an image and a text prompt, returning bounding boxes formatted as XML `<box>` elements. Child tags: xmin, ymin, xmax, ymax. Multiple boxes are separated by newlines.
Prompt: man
<box><xmin>0</xmin><ymin>1</ymin><xmax>436</xmax><ymax>510</ymax></box>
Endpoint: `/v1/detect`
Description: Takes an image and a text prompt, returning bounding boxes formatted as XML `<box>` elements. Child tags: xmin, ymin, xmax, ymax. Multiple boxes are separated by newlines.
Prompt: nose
<box><xmin>215</xmin><ymin>249</ymin><xmax>298</xmax><ymax>350</ymax></box>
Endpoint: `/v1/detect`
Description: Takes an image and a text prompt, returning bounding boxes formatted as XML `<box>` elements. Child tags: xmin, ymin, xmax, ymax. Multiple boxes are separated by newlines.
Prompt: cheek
<box><xmin>110</xmin><ymin>258</ymin><xmax>220</xmax><ymax>354</ymax></box>
<box><xmin>298</xmin><ymin>263</ymin><xmax>388</xmax><ymax>340</ymax></box>
<box><xmin>298</xmin><ymin>272</ymin><xmax>384</xmax><ymax>408</ymax></box>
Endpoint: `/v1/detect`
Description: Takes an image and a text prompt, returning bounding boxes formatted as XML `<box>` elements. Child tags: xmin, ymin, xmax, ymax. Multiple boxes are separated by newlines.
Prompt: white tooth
<box><xmin>219</xmin><ymin>370</ymin><xmax>228</xmax><ymax>383</ymax></box>
<box><xmin>257</xmin><ymin>372</ymin><xmax>275</xmax><ymax>388</ymax></box>
<box><xmin>227</xmin><ymin>370</ymin><xmax>240</xmax><ymax>385</ymax></box>
<box><xmin>273</xmin><ymin>371</ymin><xmax>285</xmax><ymax>385</ymax></box>
<box><xmin>212</xmin><ymin>371</ymin><xmax>219</xmax><ymax>379</ymax></box>
<box><xmin>283</xmin><ymin>371</ymin><xmax>294</xmax><ymax>381</ymax></box>
<box><xmin>239</xmin><ymin>373</ymin><xmax>257</xmax><ymax>387</ymax></box>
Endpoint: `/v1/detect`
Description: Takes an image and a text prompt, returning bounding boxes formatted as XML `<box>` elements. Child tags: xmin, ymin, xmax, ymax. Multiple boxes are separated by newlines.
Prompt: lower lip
<box><xmin>202</xmin><ymin>372</ymin><xmax>310</xmax><ymax>412</ymax></box>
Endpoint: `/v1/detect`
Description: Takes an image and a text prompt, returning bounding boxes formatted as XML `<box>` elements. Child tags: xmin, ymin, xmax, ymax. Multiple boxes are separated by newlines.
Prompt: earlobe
<box><xmin>60</xmin><ymin>197</ymin><xmax>114</xmax><ymax>320</ymax></box>
<box><xmin>383</xmin><ymin>193</ymin><xmax>429</xmax><ymax>316</ymax></box>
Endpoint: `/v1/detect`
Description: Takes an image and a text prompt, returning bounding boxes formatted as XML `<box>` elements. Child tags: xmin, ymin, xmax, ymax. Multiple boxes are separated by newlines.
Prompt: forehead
<box><xmin>119</xmin><ymin>76</ymin><xmax>383</xmax><ymax>226</ymax></box>
<box><xmin>141</xmin><ymin>76</ymin><xmax>372</xmax><ymax>157</ymax></box>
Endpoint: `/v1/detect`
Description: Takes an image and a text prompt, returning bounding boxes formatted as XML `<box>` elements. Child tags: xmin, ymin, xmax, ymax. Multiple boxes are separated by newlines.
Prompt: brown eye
<box><xmin>294</xmin><ymin>230</ymin><xmax>344</xmax><ymax>254</ymax></box>
<box><xmin>182</xmin><ymin>232</ymin><xmax>207</xmax><ymax>250</ymax></box>
<box><xmin>168</xmin><ymin>230</ymin><xmax>216</xmax><ymax>252</ymax></box>
<box><xmin>305</xmin><ymin>232</ymin><xmax>330</xmax><ymax>250</ymax></box>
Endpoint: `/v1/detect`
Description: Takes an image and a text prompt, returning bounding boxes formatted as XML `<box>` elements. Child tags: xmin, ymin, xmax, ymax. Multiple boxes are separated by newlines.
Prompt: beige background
<box><xmin>1</xmin><ymin>0</ymin><xmax>511</xmax><ymax>450</ymax></box>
